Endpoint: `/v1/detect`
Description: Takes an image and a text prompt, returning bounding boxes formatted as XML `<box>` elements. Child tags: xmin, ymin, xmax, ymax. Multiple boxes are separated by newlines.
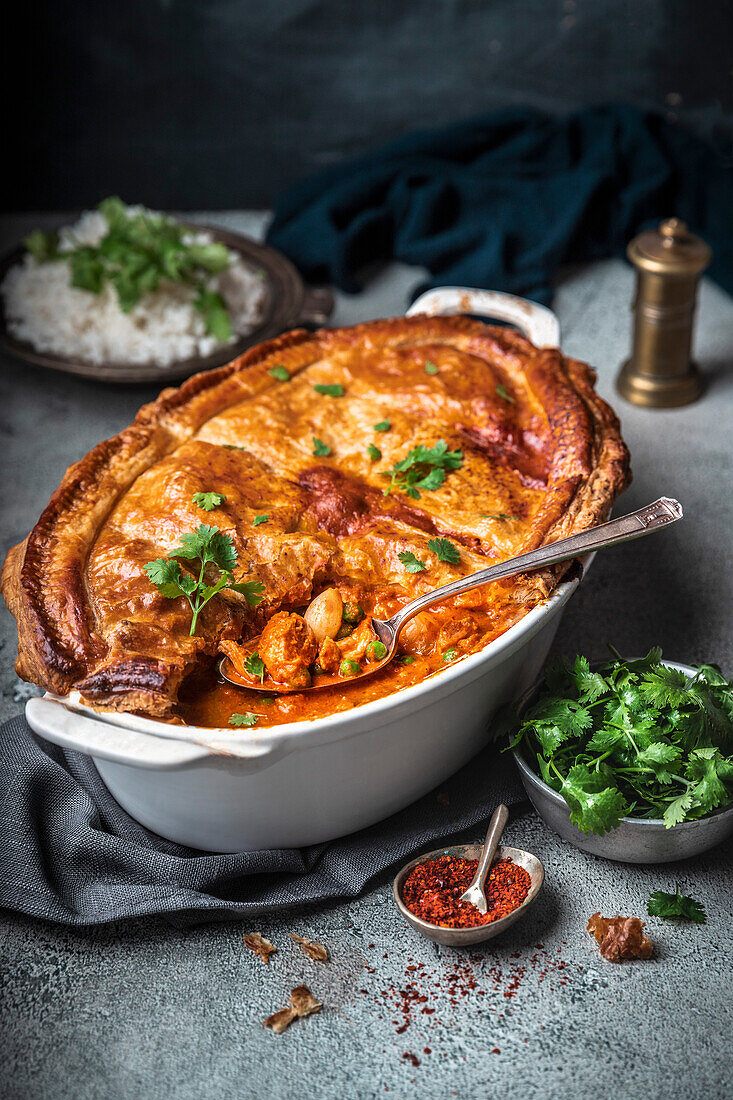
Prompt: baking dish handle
<box><xmin>26</xmin><ymin>697</ymin><xmax>289</xmax><ymax>772</ymax></box>
<box><xmin>406</xmin><ymin>286</ymin><xmax>560</xmax><ymax>347</ymax></box>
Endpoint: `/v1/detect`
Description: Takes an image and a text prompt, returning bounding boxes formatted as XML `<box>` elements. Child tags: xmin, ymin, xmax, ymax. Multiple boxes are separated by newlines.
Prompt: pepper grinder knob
<box><xmin>616</xmin><ymin>218</ymin><xmax>711</xmax><ymax>408</ymax></box>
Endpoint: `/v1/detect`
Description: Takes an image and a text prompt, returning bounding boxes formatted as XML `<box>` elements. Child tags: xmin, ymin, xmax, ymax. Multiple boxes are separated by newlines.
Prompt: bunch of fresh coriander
<box><xmin>24</xmin><ymin>197</ymin><xmax>233</xmax><ymax>339</ymax></box>
<box><xmin>145</xmin><ymin>525</ymin><xmax>263</xmax><ymax>636</ymax></box>
<box><xmin>507</xmin><ymin>647</ymin><xmax>733</xmax><ymax>833</ymax></box>
<box><xmin>381</xmin><ymin>440</ymin><xmax>463</xmax><ymax>499</ymax></box>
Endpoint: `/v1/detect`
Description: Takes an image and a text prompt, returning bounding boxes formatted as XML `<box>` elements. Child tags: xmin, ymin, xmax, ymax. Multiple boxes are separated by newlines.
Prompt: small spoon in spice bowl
<box><xmin>459</xmin><ymin>803</ymin><xmax>510</xmax><ymax>912</ymax></box>
<box><xmin>392</xmin><ymin>808</ymin><xmax>545</xmax><ymax>946</ymax></box>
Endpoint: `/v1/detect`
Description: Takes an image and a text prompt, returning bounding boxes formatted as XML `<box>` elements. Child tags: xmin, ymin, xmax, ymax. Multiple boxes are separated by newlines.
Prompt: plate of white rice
<box><xmin>0</xmin><ymin>204</ymin><xmax>332</xmax><ymax>383</ymax></box>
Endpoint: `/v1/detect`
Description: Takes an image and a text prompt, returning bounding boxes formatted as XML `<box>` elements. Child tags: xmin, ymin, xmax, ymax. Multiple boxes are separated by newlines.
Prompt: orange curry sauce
<box><xmin>180</xmin><ymin>580</ymin><xmax>538</xmax><ymax>728</ymax></box>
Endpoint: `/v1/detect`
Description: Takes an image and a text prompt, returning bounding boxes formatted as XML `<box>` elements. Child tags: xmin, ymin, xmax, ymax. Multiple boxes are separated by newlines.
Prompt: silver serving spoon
<box><xmin>220</xmin><ymin>496</ymin><xmax>682</xmax><ymax>694</ymax></box>
<box><xmin>459</xmin><ymin>803</ymin><xmax>509</xmax><ymax>912</ymax></box>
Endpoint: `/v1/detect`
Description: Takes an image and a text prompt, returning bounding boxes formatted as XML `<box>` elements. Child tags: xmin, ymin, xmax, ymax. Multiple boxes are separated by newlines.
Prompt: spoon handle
<box><xmin>389</xmin><ymin>497</ymin><xmax>682</xmax><ymax>635</ymax></box>
<box><xmin>469</xmin><ymin>803</ymin><xmax>509</xmax><ymax>896</ymax></box>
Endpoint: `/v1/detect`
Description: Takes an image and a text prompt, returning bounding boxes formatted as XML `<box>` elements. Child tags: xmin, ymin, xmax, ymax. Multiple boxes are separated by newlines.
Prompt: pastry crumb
<box><xmin>264</xmin><ymin>986</ymin><xmax>322</xmax><ymax>1034</ymax></box>
<box><xmin>243</xmin><ymin>932</ymin><xmax>276</xmax><ymax>964</ymax></box>
<box><xmin>587</xmin><ymin>912</ymin><xmax>653</xmax><ymax>961</ymax></box>
<box><xmin>290</xmin><ymin>933</ymin><xmax>329</xmax><ymax>962</ymax></box>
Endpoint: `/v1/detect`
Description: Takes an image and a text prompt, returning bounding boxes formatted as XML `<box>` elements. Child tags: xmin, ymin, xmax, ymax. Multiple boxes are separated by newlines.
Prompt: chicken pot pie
<box><xmin>2</xmin><ymin>316</ymin><xmax>630</xmax><ymax>728</ymax></box>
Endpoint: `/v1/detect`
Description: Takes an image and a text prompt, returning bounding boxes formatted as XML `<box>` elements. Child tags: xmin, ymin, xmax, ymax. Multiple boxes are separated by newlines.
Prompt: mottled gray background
<box><xmin>9</xmin><ymin>0</ymin><xmax>733</xmax><ymax>210</ymax></box>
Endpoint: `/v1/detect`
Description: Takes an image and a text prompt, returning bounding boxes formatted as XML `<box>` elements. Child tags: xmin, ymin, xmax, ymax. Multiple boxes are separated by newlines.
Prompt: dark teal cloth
<box><xmin>267</xmin><ymin>105</ymin><xmax>733</xmax><ymax>305</ymax></box>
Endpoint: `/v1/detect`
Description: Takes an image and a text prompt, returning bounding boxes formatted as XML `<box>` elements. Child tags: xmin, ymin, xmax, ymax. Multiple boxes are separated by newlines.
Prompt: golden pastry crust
<box><xmin>2</xmin><ymin>316</ymin><xmax>630</xmax><ymax>718</ymax></box>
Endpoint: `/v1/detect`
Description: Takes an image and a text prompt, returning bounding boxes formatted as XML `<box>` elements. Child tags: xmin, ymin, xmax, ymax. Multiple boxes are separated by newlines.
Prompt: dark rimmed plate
<box><xmin>0</xmin><ymin>224</ymin><xmax>333</xmax><ymax>384</ymax></box>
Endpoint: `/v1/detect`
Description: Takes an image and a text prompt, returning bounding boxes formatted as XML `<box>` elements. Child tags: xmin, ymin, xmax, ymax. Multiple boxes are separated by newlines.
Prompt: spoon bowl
<box><xmin>220</xmin><ymin>498</ymin><xmax>682</xmax><ymax>694</ymax></box>
<box><xmin>393</xmin><ymin>843</ymin><xmax>545</xmax><ymax>946</ymax></box>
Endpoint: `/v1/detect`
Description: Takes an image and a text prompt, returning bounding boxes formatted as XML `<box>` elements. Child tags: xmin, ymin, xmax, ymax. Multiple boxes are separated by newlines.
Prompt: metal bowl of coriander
<box><xmin>510</xmin><ymin>656</ymin><xmax>733</xmax><ymax>863</ymax></box>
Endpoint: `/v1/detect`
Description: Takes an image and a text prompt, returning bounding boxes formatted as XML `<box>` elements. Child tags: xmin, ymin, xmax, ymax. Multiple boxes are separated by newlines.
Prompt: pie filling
<box><xmin>2</xmin><ymin>317</ymin><xmax>631</xmax><ymax>728</ymax></box>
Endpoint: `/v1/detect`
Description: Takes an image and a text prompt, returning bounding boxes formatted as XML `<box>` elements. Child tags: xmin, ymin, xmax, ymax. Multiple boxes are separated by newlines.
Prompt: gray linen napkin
<box><xmin>0</xmin><ymin>715</ymin><xmax>524</xmax><ymax>926</ymax></box>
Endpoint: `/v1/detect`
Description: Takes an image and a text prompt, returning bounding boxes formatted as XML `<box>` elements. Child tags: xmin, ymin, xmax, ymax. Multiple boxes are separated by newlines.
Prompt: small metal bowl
<box><xmin>512</xmin><ymin>659</ymin><xmax>733</xmax><ymax>864</ymax></box>
<box><xmin>392</xmin><ymin>843</ymin><xmax>544</xmax><ymax>946</ymax></box>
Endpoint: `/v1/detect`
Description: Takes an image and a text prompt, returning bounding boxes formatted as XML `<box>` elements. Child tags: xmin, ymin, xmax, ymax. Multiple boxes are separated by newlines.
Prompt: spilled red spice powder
<box><xmin>365</xmin><ymin>943</ymin><xmax>576</xmax><ymax>1042</ymax></box>
<box><xmin>401</xmin><ymin>855</ymin><xmax>531</xmax><ymax>928</ymax></box>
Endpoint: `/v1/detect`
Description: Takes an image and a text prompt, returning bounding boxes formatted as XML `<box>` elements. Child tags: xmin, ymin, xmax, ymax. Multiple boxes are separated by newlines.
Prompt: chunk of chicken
<box><xmin>259</xmin><ymin>611</ymin><xmax>318</xmax><ymax>687</ymax></box>
<box><xmin>317</xmin><ymin>636</ymin><xmax>342</xmax><ymax>673</ymax></box>
<box><xmin>338</xmin><ymin>618</ymin><xmax>377</xmax><ymax>663</ymax></box>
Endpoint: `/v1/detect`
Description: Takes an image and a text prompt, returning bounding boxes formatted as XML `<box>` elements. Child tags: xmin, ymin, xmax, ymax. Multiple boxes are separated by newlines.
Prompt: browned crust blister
<box><xmin>1</xmin><ymin>316</ymin><xmax>630</xmax><ymax>715</ymax></box>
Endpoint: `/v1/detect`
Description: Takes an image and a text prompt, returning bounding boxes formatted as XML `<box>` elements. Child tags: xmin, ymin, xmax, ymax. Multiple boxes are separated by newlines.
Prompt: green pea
<box><xmin>342</xmin><ymin>601</ymin><xmax>365</xmax><ymax>625</ymax></box>
<box><xmin>339</xmin><ymin>658</ymin><xmax>361</xmax><ymax>678</ymax></box>
<box><xmin>366</xmin><ymin>639</ymin><xmax>387</xmax><ymax>663</ymax></box>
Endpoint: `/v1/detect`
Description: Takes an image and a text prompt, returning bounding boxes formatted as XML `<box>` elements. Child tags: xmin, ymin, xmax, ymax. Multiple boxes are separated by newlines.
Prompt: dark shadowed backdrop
<box><xmin>8</xmin><ymin>0</ymin><xmax>733</xmax><ymax>211</ymax></box>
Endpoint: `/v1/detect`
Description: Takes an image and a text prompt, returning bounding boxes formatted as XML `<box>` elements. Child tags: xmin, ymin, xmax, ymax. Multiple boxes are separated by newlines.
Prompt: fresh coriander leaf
<box><xmin>647</xmin><ymin>886</ymin><xmax>706</xmax><ymax>923</ymax></box>
<box><xmin>428</xmin><ymin>537</ymin><xmax>460</xmax><ymax>564</ymax></box>
<box><xmin>528</xmin><ymin>697</ymin><xmax>592</xmax><ymax>737</ymax></box>
<box><xmin>229</xmin><ymin>712</ymin><xmax>261</xmax><ymax>727</ymax></box>
<box><xmin>636</xmin><ymin>742</ymin><xmax>682</xmax><ymax>783</ymax></box>
<box><xmin>398</xmin><ymin>551</ymin><xmax>427</xmax><ymax>573</ymax></box>
<box><xmin>268</xmin><ymin>365</ymin><xmax>290</xmax><ymax>382</ymax></box>
<box><xmin>586</xmin><ymin>727</ymin><xmax>626</xmax><ymax>753</ymax></box>
<box><xmin>312</xmin><ymin>437</ymin><xmax>331</xmax><ymax>456</ymax></box>
<box><xmin>98</xmin><ymin>195</ymin><xmax>128</xmax><ymax>228</ymax></box>
<box><xmin>194</xmin><ymin>288</ymin><xmax>232</xmax><ymax>341</ymax></box>
<box><xmin>207</xmin><ymin>529</ymin><xmax>238</xmax><ymax>572</ymax></box>
<box><xmin>572</xmin><ymin>656</ymin><xmax>610</xmax><ymax>703</ymax></box>
<box><xmin>244</xmin><ymin>653</ymin><xmax>266</xmax><ymax>682</ymax></box>
<box><xmin>443</xmin><ymin>648</ymin><xmax>458</xmax><ymax>663</ymax></box>
<box><xmin>537</xmin><ymin>753</ymin><xmax>560</xmax><ymax>789</ymax></box>
<box><xmin>185</xmin><ymin>242</ymin><xmax>230</xmax><ymax>272</ymax></box>
<box><xmin>71</xmin><ymin>250</ymin><xmax>105</xmax><ymax>294</ymax></box>
<box><xmin>177</xmin><ymin>572</ymin><xmax>198</xmax><ymax>596</ymax></box>
<box><xmin>639</xmin><ymin>665</ymin><xmax>690</xmax><ymax>709</ymax></box>
<box><xmin>686</xmin><ymin>746</ymin><xmax>728</xmax><ymax>812</ymax></box>
<box><xmin>192</xmin><ymin>491</ymin><xmax>226</xmax><ymax>512</ymax></box>
<box><xmin>367</xmin><ymin>443</ymin><xmax>382</xmax><ymax>461</ymax></box>
<box><xmin>227</xmin><ymin>580</ymin><xmax>265</xmax><ymax>607</ymax></box>
<box><xmin>560</xmin><ymin>764</ymin><xmax>627</xmax><ymax>835</ymax></box>
<box><xmin>313</xmin><ymin>383</ymin><xmax>344</xmax><ymax>397</ymax></box>
<box><xmin>24</xmin><ymin>229</ymin><xmax>59</xmax><ymax>261</ymax></box>
<box><xmin>425</xmin><ymin>360</ymin><xmax>439</xmax><ymax>375</ymax></box>
<box><xmin>418</xmin><ymin>467</ymin><xmax>446</xmax><ymax>492</ymax></box>
<box><xmin>533</xmin><ymin>723</ymin><xmax>571</xmax><ymax>755</ymax></box>
<box><xmin>173</xmin><ymin>527</ymin><xmax>210</xmax><ymax>559</ymax></box>
<box><xmin>695</xmin><ymin>663</ymin><xmax>729</xmax><ymax>687</ymax></box>
<box><xmin>374</xmin><ymin>420</ymin><xmax>391</xmax><ymax>432</ymax></box>
<box><xmin>496</xmin><ymin>383</ymin><xmax>515</xmax><ymax>404</ymax></box>
<box><xmin>663</xmin><ymin>791</ymin><xmax>694</xmax><ymax>828</ymax></box>
<box><xmin>222</xmin><ymin>444</ymin><xmax>245</xmax><ymax>450</ymax></box>
<box><xmin>144</xmin><ymin>558</ymin><xmax>186</xmax><ymax>599</ymax></box>
<box><xmin>253</xmin><ymin>514</ymin><xmax>269</xmax><ymax>526</ymax></box>
<box><xmin>382</xmin><ymin>439</ymin><xmax>463</xmax><ymax>498</ymax></box>
<box><xmin>479</xmin><ymin>512</ymin><xmax>519</xmax><ymax>521</ymax></box>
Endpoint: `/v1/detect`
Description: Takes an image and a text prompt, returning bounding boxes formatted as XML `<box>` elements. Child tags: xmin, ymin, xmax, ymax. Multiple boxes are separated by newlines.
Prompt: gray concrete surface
<box><xmin>1</xmin><ymin>214</ymin><xmax>732</xmax><ymax>1099</ymax></box>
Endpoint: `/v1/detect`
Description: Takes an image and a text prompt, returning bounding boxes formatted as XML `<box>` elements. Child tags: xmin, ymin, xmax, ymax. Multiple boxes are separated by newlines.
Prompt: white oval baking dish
<box><xmin>24</xmin><ymin>287</ymin><xmax>583</xmax><ymax>853</ymax></box>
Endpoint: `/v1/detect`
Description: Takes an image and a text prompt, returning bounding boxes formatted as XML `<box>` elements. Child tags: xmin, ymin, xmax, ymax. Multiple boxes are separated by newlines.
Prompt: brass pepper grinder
<box><xmin>616</xmin><ymin>218</ymin><xmax>711</xmax><ymax>407</ymax></box>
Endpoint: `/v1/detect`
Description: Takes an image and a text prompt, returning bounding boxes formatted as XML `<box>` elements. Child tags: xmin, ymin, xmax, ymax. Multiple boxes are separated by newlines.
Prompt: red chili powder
<box><xmin>401</xmin><ymin>855</ymin><xmax>531</xmax><ymax>928</ymax></box>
